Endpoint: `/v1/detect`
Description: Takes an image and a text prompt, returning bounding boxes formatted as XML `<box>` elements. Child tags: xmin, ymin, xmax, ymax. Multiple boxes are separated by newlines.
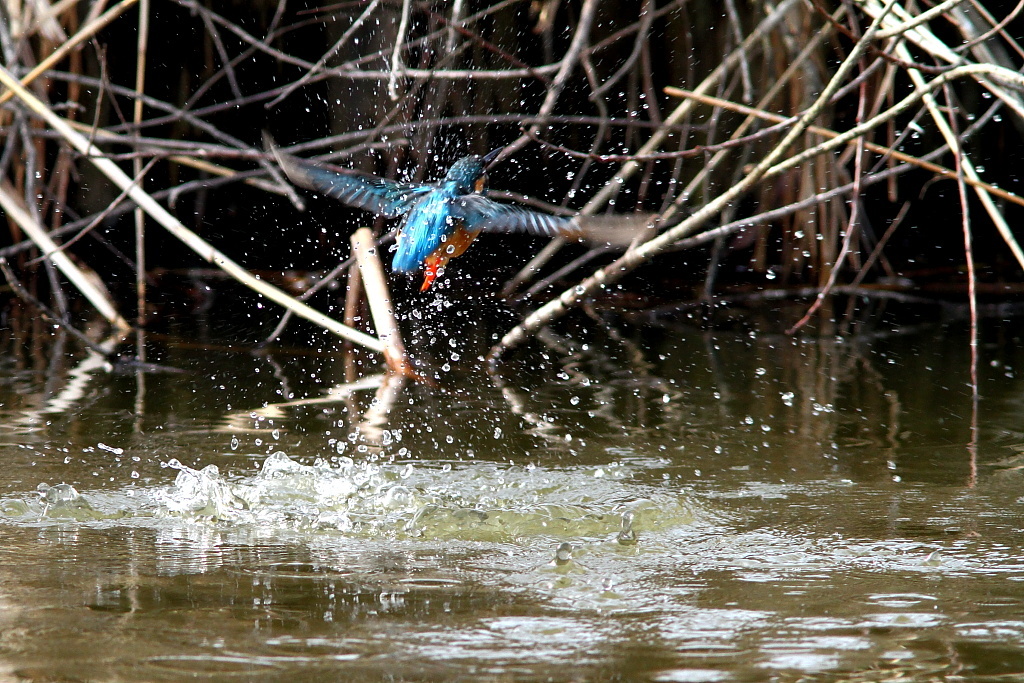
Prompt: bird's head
<box><xmin>444</xmin><ymin>147</ymin><xmax>503</xmax><ymax>193</ymax></box>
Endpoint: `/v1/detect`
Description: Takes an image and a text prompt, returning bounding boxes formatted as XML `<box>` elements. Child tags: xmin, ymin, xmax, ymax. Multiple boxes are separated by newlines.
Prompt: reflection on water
<box><xmin>0</xmin><ymin>311</ymin><xmax>1023</xmax><ymax>680</ymax></box>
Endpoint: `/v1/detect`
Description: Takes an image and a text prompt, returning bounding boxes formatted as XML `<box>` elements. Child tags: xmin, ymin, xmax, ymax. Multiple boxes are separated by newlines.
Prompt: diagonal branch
<box><xmin>0</xmin><ymin>64</ymin><xmax>387</xmax><ymax>354</ymax></box>
<box><xmin>488</xmin><ymin>0</ymin><xmax>905</xmax><ymax>362</ymax></box>
<box><xmin>0</xmin><ymin>181</ymin><xmax>129</xmax><ymax>329</ymax></box>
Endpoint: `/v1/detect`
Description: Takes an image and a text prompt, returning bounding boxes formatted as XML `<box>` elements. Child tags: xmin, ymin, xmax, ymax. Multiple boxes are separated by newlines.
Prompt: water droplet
<box><xmin>39</xmin><ymin>482</ymin><xmax>79</xmax><ymax>504</ymax></box>
<box><xmin>553</xmin><ymin>542</ymin><xmax>573</xmax><ymax>565</ymax></box>
<box><xmin>617</xmin><ymin>511</ymin><xmax>637</xmax><ymax>545</ymax></box>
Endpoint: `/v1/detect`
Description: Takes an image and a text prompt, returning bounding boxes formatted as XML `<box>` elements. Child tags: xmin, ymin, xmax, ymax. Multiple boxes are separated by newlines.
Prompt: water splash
<box><xmin>152</xmin><ymin>451</ymin><xmax>700</xmax><ymax>542</ymax></box>
<box><xmin>0</xmin><ymin>483</ymin><xmax>113</xmax><ymax>521</ymax></box>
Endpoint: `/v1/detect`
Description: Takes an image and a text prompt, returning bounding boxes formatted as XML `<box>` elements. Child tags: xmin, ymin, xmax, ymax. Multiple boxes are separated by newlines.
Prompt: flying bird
<box><xmin>268</xmin><ymin>138</ymin><xmax>581</xmax><ymax>290</ymax></box>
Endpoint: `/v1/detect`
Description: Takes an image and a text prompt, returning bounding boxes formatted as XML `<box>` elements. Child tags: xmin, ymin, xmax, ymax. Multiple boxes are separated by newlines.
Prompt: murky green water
<box><xmin>1</xmin><ymin>309</ymin><xmax>1023</xmax><ymax>681</ymax></box>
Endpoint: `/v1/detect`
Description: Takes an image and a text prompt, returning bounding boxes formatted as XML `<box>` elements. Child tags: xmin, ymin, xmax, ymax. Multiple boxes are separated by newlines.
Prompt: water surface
<box><xmin>0</xmin><ymin>310</ymin><xmax>1022</xmax><ymax>681</ymax></box>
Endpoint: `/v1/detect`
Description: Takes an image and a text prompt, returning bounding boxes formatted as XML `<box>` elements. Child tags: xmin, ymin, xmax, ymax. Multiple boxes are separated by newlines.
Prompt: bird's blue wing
<box><xmin>293</xmin><ymin>163</ymin><xmax>432</xmax><ymax>218</ymax></box>
<box><xmin>269</xmin><ymin>141</ymin><xmax>431</xmax><ymax>218</ymax></box>
<box><xmin>451</xmin><ymin>195</ymin><xmax>581</xmax><ymax>238</ymax></box>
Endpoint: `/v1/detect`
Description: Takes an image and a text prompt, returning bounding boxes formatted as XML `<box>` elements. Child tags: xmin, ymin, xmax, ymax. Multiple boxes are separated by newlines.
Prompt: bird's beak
<box><xmin>482</xmin><ymin>147</ymin><xmax>503</xmax><ymax>169</ymax></box>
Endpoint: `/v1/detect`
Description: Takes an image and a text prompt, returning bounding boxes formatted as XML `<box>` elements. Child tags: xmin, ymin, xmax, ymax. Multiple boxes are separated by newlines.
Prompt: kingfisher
<box><xmin>268</xmin><ymin>138</ymin><xmax>581</xmax><ymax>290</ymax></box>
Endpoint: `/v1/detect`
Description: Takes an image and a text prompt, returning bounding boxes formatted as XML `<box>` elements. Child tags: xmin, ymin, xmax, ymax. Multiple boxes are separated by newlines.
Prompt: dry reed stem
<box><xmin>4</xmin><ymin>0</ymin><xmax>1022</xmax><ymax>365</ymax></box>
<box><xmin>495</xmin><ymin>35</ymin><xmax>1024</xmax><ymax>357</ymax></box>
<box><xmin>501</xmin><ymin>0</ymin><xmax>803</xmax><ymax>294</ymax></box>
<box><xmin>0</xmin><ymin>0</ymin><xmax>139</xmax><ymax>108</ymax></box>
<box><xmin>860</xmin><ymin>0</ymin><xmax>1024</xmax><ymax>123</ymax></box>
<box><xmin>664</xmin><ymin>87</ymin><xmax>1024</xmax><ymax>211</ymax></box>
<box><xmin>350</xmin><ymin>227</ymin><xmax>412</xmax><ymax>377</ymax></box>
<box><xmin>787</xmin><ymin>66</ymin><xmax>871</xmax><ymax>335</ymax></box>
<box><xmin>875</xmin><ymin>0</ymin><xmax>969</xmax><ymax>39</ymax></box>
<box><xmin>133</xmin><ymin>0</ymin><xmax>150</xmax><ymax>328</ymax></box>
<box><xmin>0</xmin><ymin>181</ymin><xmax>128</xmax><ymax>329</ymax></box>
<box><xmin>894</xmin><ymin>40</ymin><xmax>1024</xmax><ymax>270</ymax></box>
<box><xmin>490</xmin><ymin>0</ymin><xmax>923</xmax><ymax>362</ymax></box>
<box><xmin>23</xmin><ymin>0</ymin><xmax>81</xmax><ymax>39</ymax></box>
<box><xmin>0</xmin><ymin>63</ymin><xmax>386</xmax><ymax>354</ymax></box>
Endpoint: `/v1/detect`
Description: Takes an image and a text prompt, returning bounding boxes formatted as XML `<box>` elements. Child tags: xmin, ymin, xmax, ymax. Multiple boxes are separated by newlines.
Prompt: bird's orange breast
<box><xmin>420</xmin><ymin>225</ymin><xmax>482</xmax><ymax>290</ymax></box>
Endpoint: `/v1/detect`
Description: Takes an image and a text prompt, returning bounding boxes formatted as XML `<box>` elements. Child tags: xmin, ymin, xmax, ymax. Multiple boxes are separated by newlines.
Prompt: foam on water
<box><xmin>143</xmin><ymin>451</ymin><xmax>703</xmax><ymax>542</ymax></box>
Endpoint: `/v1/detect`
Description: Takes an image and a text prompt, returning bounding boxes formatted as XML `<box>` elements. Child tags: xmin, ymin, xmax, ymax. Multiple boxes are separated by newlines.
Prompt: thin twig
<box><xmin>0</xmin><ymin>182</ymin><xmax>129</xmax><ymax>329</ymax></box>
<box><xmin>954</xmin><ymin>0</ymin><xmax>1024</xmax><ymax>52</ymax></box>
<box><xmin>895</xmin><ymin>41</ymin><xmax>1024</xmax><ymax>270</ymax></box>
<box><xmin>664</xmin><ymin>87</ymin><xmax>1024</xmax><ymax>210</ymax></box>
<box><xmin>387</xmin><ymin>0</ymin><xmax>413</xmax><ymax>100</ymax></box>
<box><xmin>0</xmin><ymin>0</ymin><xmax>139</xmax><ymax>108</ymax></box>
<box><xmin>25</xmin><ymin>157</ymin><xmax>159</xmax><ymax>265</ymax></box>
<box><xmin>875</xmin><ymin>0</ymin><xmax>969</xmax><ymax>39</ymax></box>
<box><xmin>501</xmin><ymin>0</ymin><xmax>804</xmax><ymax>294</ymax></box>
<box><xmin>0</xmin><ymin>63</ymin><xmax>387</xmax><ymax>353</ymax></box>
<box><xmin>520</xmin><ymin>119</ymin><xmax>792</xmax><ymax>163</ymax></box>
<box><xmin>489</xmin><ymin>0</ymin><xmax>903</xmax><ymax>363</ymax></box>
<box><xmin>787</xmin><ymin>59</ymin><xmax>871</xmax><ymax>335</ymax></box>
<box><xmin>267</xmin><ymin>0</ymin><xmax>383</xmax><ymax>107</ymax></box>
<box><xmin>498</xmin><ymin>0</ymin><xmax>601</xmax><ymax>162</ymax></box>
<box><xmin>0</xmin><ymin>258</ymin><xmax>117</xmax><ymax>356</ymax></box>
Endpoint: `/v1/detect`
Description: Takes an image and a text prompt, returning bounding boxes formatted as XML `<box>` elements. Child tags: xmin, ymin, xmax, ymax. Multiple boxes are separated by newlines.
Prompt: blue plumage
<box><xmin>392</xmin><ymin>189</ymin><xmax>459</xmax><ymax>272</ymax></box>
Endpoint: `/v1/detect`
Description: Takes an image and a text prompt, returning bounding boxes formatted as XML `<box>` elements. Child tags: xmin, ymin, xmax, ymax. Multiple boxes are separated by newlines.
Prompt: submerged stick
<box><xmin>0</xmin><ymin>64</ymin><xmax>386</xmax><ymax>354</ymax></box>
<box><xmin>351</xmin><ymin>372</ymin><xmax>406</xmax><ymax>450</ymax></box>
<box><xmin>350</xmin><ymin>228</ymin><xmax>412</xmax><ymax>376</ymax></box>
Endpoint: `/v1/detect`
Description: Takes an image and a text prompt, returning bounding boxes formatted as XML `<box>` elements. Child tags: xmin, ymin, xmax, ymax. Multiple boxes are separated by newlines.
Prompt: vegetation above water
<box><xmin>4</xmin><ymin>6</ymin><xmax>1024</xmax><ymax>679</ymax></box>
<box><xmin>1</xmin><ymin>0</ymin><xmax>1023</xmax><ymax>365</ymax></box>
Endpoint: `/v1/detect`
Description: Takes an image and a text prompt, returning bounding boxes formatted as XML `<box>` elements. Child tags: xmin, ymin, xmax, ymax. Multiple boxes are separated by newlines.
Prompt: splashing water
<box><xmin>151</xmin><ymin>451</ymin><xmax>702</xmax><ymax>543</ymax></box>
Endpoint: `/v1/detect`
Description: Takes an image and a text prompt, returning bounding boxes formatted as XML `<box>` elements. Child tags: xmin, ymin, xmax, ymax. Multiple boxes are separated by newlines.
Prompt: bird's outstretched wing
<box><xmin>452</xmin><ymin>195</ymin><xmax>581</xmax><ymax>238</ymax></box>
<box><xmin>266</xmin><ymin>136</ymin><xmax>432</xmax><ymax>218</ymax></box>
